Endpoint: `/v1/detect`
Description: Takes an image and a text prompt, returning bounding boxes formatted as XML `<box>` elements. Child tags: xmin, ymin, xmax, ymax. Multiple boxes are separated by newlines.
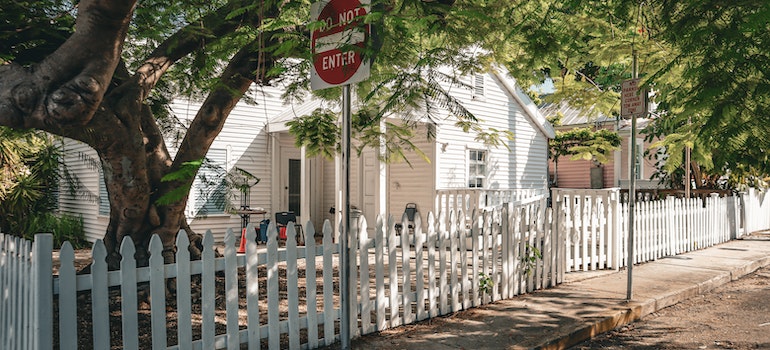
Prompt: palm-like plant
<box><xmin>0</xmin><ymin>127</ymin><xmax>85</xmax><ymax>246</ymax></box>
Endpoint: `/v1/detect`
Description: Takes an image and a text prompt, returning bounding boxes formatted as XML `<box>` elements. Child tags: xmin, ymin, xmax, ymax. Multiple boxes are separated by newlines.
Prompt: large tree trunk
<box><xmin>0</xmin><ymin>0</ymin><xmax>278</xmax><ymax>269</ymax></box>
<box><xmin>92</xmin><ymin>35</ymin><xmax>275</xmax><ymax>269</ymax></box>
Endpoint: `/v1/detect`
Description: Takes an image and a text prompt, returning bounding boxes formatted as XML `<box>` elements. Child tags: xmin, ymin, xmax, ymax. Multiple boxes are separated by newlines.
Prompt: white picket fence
<box><xmin>552</xmin><ymin>188</ymin><xmax>743</xmax><ymax>272</ymax></box>
<box><xmin>552</xmin><ymin>189</ymin><xmax>623</xmax><ymax>272</ymax></box>
<box><xmin>5</xmin><ymin>188</ymin><xmax>769</xmax><ymax>349</ymax></box>
<box><xmin>0</xmin><ymin>233</ymin><xmax>53</xmax><ymax>350</ymax></box>
<box><xmin>2</xmin><ymin>200</ymin><xmax>564</xmax><ymax>350</ymax></box>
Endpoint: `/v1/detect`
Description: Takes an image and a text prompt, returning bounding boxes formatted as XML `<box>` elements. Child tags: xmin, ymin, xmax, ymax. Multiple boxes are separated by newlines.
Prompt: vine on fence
<box><xmin>478</xmin><ymin>272</ymin><xmax>494</xmax><ymax>295</ymax></box>
<box><xmin>520</xmin><ymin>242</ymin><xmax>542</xmax><ymax>276</ymax></box>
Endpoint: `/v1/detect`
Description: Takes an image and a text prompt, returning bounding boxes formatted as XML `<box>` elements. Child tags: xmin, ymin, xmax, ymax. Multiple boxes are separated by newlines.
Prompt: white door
<box><xmin>280</xmin><ymin>148</ymin><xmax>302</xmax><ymax>219</ymax></box>
<box><xmin>359</xmin><ymin>149</ymin><xmax>378</xmax><ymax>228</ymax></box>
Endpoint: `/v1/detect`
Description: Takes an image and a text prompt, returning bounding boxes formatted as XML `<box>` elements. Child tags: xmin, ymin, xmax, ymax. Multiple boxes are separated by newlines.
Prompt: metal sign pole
<box><xmin>626</xmin><ymin>51</ymin><xmax>638</xmax><ymax>301</ymax></box>
<box><xmin>340</xmin><ymin>84</ymin><xmax>352</xmax><ymax>349</ymax></box>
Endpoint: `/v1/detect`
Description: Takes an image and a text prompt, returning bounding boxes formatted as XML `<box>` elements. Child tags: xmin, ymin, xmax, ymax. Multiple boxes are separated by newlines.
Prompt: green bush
<box><xmin>22</xmin><ymin>213</ymin><xmax>88</xmax><ymax>249</ymax></box>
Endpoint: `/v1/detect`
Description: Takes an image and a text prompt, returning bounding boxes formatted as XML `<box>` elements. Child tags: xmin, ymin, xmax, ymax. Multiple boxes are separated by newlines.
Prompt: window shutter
<box><xmin>98</xmin><ymin>171</ymin><xmax>109</xmax><ymax>216</ymax></box>
<box><xmin>473</xmin><ymin>74</ymin><xmax>485</xmax><ymax>97</ymax></box>
<box><xmin>193</xmin><ymin>148</ymin><xmax>228</xmax><ymax>216</ymax></box>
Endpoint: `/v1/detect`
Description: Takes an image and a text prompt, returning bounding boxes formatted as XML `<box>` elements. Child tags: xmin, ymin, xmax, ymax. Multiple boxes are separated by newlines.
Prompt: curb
<box><xmin>531</xmin><ymin>257</ymin><xmax>770</xmax><ymax>350</ymax></box>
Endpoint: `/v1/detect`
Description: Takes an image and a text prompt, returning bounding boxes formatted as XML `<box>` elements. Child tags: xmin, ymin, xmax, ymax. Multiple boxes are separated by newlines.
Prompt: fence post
<box><xmin>743</xmin><ymin>189</ymin><xmax>752</xmax><ymax>235</ymax></box>
<box><xmin>33</xmin><ymin>234</ymin><xmax>53</xmax><ymax>350</ymax></box>
<box><xmin>736</xmin><ymin>192</ymin><xmax>749</xmax><ymax>236</ymax></box>
<box><xmin>554</xmin><ymin>199</ymin><xmax>565</xmax><ymax>283</ymax></box>
<box><xmin>728</xmin><ymin>194</ymin><xmax>739</xmax><ymax>239</ymax></box>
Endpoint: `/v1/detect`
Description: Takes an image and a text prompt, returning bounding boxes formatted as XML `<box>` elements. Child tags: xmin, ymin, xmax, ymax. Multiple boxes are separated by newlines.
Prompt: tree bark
<box><xmin>0</xmin><ymin>0</ymin><xmax>136</xmax><ymax>131</ymax></box>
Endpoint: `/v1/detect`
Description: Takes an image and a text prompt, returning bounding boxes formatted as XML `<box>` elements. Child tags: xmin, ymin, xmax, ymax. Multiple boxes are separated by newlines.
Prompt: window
<box><xmin>192</xmin><ymin>148</ymin><xmax>228</xmax><ymax>216</ymax></box>
<box><xmin>288</xmin><ymin>159</ymin><xmax>301</xmax><ymax>216</ymax></box>
<box><xmin>473</xmin><ymin>74</ymin><xmax>485</xmax><ymax>98</ymax></box>
<box><xmin>468</xmin><ymin>149</ymin><xmax>487</xmax><ymax>188</ymax></box>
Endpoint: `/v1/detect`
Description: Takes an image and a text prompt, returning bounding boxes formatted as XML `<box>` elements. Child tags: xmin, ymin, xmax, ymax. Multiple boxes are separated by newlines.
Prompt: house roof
<box><xmin>491</xmin><ymin>69</ymin><xmax>556</xmax><ymax>139</ymax></box>
<box><xmin>267</xmin><ymin>68</ymin><xmax>558</xmax><ymax>140</ymax></box>
<box><xmin>617</xmin><ymin>117</ymin><xmax>650</xmax><ymax>132</ymax></box>
<box><xmin>538</xmin><ymin>100</ymin><xmax>615</xmax><ymax>127</ymax></box>
<box><xmin>267</xmin><ymin>98</ymin><xmax>325</xmax><ymax>133</ymax></box>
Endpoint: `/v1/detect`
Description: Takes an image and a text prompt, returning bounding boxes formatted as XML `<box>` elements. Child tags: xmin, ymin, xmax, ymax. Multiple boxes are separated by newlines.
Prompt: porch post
<box><xmin>300</xmin><ymin>146</ymin><xmax>310</xmax><ymax>229</ymax></box>
<box><xmin>271</xmin><ymin>134</ymin><xmax>280</xmax><ymax>219</ymax></box>
<box><xmin>379</xmin><ymin>120</ymin><xmax>388</xmax><ymax>221</ymax></box>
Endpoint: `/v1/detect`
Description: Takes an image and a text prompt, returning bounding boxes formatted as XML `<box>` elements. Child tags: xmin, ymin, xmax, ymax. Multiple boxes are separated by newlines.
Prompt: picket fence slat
<box><xmin>0</xmin><ymin>235</ymin><xmax>6</xmax><ymax>349</ymax></box>
<box><xmin>176</xmin><ymin>231</ymin><xmax>193</xmax><ymax>350</ymax></box>
<box><xmin>266</xmin><ymin>222</ymin><xmax>280</xmax><ymax>350</ymax></box>
<box><xmin>201</xmin><ymin>231</ymin><xmax>216</xmax><ymax>349</ymax></box>
<box><xmin>460</xmin><ymin>211</ymin><xmax>481</xmax><ymax>307</ymax></box>
<box><xmin>245</xmin><ymin>224</ymin><xmax>261</xmax><ymax>350</ymax></box>
<box><xmin>287</xmin><ymin>224</ymin><xmax>300</xmax><ymax>350</ymax></box>
<box><xmin>349</xmin><ymin>218</ymin><xmax>360</xmax><ymax>337</ymax></box>
<box><xmin>450</xmin><ymin>210</ymin><xmax>461</xmax><ymax>312</ymax></box>
<box><xmin>305</xmin><ymin>222</ymin><xmax>319</xmax><ymax>349</ymax></box>
<box><xmin>400</xmin><ymin>212</ymin><xmax>412</xmax><ymax>325</ymax></box>
<box><xmin>58</xmin><ymin>241</ymin><xmax>77</xmax><ymax>350</ymax></box>
<box><xmin>358</xmin><ymin>219</ymin><xmax>372</xmax><ymax>334</ymax></box>
<box><xmin>322</xmin><ymin>220</ymin><xmax>335</xmax><ymax>346</ymax></box>
<box><xmin>222</xmin><ymin>229</ymin><xmax>239</xmax><ymax>350</ymax></box>
<box><xmin>414</xmin><ymin>215</ymin><xmax>426</xmax><ymax>322</ymax></box>
<box><xmin>427</xmin><ymin>212</ymin><xmax>438</xmax><ymax>319</ymax></box>
<box><xmin>149</xmin><ymin>235</ymin><xmax>167</xmax><ymax>350</ymax></box>
<box><xmin>120</xmin><ymin>237</ymin><xmax>139</xmax><ymax>350</ymax></box>
<box><xmin>438</xmin><ymin>212</ymin><xmax>449</xmax><ymax>315</ymax></box>
<box><xmin>387</xmin><ymin>216</ymin><xmax>400</xmax><ymax>328</ymax></box>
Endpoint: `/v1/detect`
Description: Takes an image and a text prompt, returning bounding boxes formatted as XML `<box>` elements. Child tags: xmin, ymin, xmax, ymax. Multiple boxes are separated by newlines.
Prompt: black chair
<box><xmin>275</xmin><ymin>211</ymin><xmax>303</xmax><ymax>245</ymax></box>
<box><xmin>395</xmin><ymin>203</ymin><xmax>417</xmax><ymax>235</ymax></box>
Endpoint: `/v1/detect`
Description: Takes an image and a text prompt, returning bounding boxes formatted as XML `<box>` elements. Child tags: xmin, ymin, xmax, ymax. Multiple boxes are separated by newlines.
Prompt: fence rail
<box><xmin>3</xmin><ymin>187</ymin><xmax>770</xmax><ymax>349</ymax></box>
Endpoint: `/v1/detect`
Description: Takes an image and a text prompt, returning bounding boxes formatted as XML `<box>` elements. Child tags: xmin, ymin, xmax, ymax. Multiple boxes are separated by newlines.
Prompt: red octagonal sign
<box><xmin>310</xmin><ymin>0</ymin><xmax>370</xmax><ymax>90</ymax></box>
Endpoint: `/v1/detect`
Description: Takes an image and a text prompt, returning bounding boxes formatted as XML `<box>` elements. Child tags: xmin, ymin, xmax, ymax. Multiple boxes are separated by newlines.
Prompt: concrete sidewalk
<box><xmin>341</xmin><ymin>234</ymin><xmax>770</xmax><ymax>350</ymax></box>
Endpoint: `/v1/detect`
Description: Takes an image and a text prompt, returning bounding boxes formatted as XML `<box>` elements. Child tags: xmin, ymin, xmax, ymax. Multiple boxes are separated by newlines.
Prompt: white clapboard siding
<box><xmin>11</xmin><ymin>189</ymin><xmax>757</xmax><ymax>350</ymax></box>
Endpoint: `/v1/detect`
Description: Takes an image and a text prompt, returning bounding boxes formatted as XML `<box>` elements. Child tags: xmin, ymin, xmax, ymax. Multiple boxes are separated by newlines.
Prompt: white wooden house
<box><xmin>60</xmin><ymin>68</ymin><xmax>554</xmax><ymax>243</ymax></box>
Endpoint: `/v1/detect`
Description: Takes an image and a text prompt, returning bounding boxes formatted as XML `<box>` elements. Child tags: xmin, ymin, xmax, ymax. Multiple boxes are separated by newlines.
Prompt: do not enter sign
<box><xmin>310</xmin><ymin>0</ymin><xmax>371</xmax><ymax>90</ymax></box>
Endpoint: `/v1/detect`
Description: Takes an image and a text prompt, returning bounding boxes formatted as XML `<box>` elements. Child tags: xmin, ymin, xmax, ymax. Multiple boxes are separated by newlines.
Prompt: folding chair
<box><xmin>275</xmin><ymin>211</ymin><xmax>304</xmax><ymax>245</ymax></box>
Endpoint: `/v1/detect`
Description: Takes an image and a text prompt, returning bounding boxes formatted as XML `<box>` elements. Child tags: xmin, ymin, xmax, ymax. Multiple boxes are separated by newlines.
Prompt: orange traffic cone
<box><xmin>237</xmin><ymin>228</ymin><xmax>247</xmax><ymax>253</ymax></box>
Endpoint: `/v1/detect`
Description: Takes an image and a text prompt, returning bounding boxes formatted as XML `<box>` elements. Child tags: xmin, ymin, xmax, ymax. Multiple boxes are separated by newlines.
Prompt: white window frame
<box><xmin>467</xmin><ymin>148</ymin><xmax>488</xmax><ymax>188</ymax></box>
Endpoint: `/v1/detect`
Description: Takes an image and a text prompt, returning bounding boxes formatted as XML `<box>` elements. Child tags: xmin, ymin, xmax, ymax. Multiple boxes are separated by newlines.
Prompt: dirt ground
<box><xmin>570</xmin><ymin>265</ymin><xmax>770</xmax><ymax>350</ymax></box>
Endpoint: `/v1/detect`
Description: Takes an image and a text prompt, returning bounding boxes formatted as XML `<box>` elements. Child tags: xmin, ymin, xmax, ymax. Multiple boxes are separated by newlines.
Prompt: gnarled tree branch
<box><xmin>0</xmin><ymin>0</ymin><xmax>136</xmax><ymax>132</ymax></box>
<box><xmin>171</xmin><ymin>35</ymin><xmax>277</xmax><ymax>178</ymax></box>
<box><xmin>132</xmin><ymin>0</ymin><xmax>267</xmax><ymax>100</ymax></box>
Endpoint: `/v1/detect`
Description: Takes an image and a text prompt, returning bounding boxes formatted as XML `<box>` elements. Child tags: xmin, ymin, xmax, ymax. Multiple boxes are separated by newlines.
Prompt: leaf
<box><xmin>161</xmin><ymin>159</ymin><xmax>203</xmax><ymax>182</ymax></box>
